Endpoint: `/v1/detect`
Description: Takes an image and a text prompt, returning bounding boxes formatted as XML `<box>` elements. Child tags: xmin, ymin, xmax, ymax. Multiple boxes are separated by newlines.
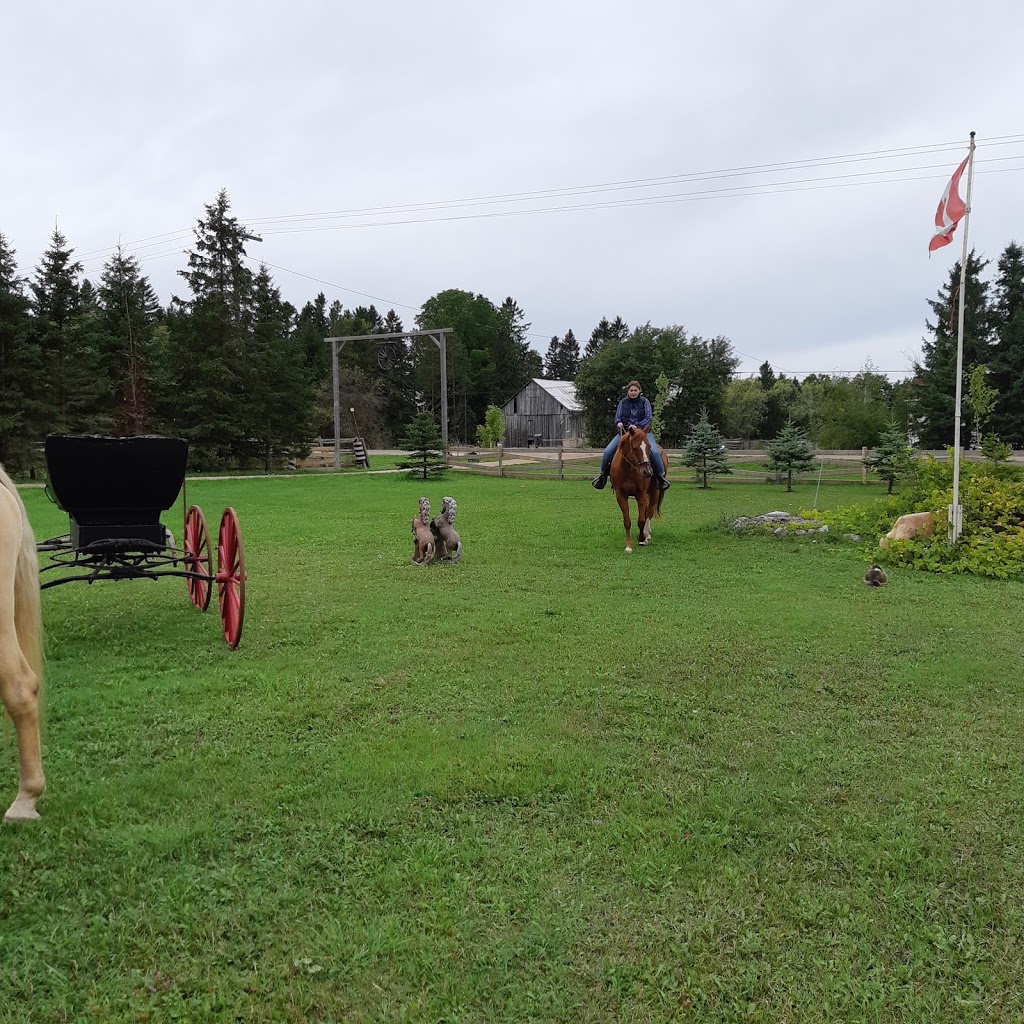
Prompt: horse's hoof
<box><xmin>625</xmin><ymin>547</ymin><xmax>633</xmax><ymax>553</ymax></box>
<box><xmin>3</xmin><ymin>799</ymin><xmax>40</xmax><ymax>823</ymax></box>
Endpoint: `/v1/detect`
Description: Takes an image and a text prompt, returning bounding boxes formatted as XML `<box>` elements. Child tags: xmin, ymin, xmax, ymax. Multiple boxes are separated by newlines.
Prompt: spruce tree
<box><xmin>766</xmin><ymin>421</ymin><xmax>816</xmax><ymax>491</ymax></box>
<box><xmin>170</xmin><ymin>189</ymin><xmax>256</xmax><ymax>467</ymax></box>
<box><xmin>758</xmin><ymin>361</ymin><xmax>776</xmax><ymax>390</ymax></box>
<box><xmin>543</xmin><ymin>336</ymin><xmax>561</xmax><ymax>377</ymax></box>
<box><xmin>682</xmin><ymin>408</ymin><xmax>731</xmax><ymax>488</ymax></box>
<box><xmin>584</xmin><ymin>317</ymin><xmax>626</xmax><ymax>360</ymax></box>
<box><xmin>0</xmin><ymin>233</ymin><xmax>41</xmax><ymax>470</ymax></box>
<box><xmin>379</xmin><ymin>309</ymin><xmax>415</xmax><ymax>444</ymax></box>
<box><xmin>398</xmin><ymin>410</ymin><xmax>446</xmax><ymax>480</ymax></box>
<box><xmin>97</xmin><ymin>246</ymin><xmax>163</xmax><ymax>435</ymax></box>
<box><xmin>294</xmin><ymin>292</ymin><xmax>330</xmax><ymax>384</ymax></box>
<box><xmin>913</xmin><ymin>250</ymin><xmax>992</xmax><ymax>448</ymax></box>
<box><xmin>30</xmin><ymin>228</ymin><xmax>83</xmax><ymax>434</ymax></box>
<box><xmin>493</xmin><ymin>296</ymin><xmax>538</xmax><ymax>404</ymax></box>
<box><xmin>864</xmin><ymin>422</ymin><xmax>915</xmax><ymax>493</ymax></box>
<box><xmin>247</xmin><ymin>265</ymin><xmax>312</xmax><ymax>470</ymax></box>
<box><xmin>585</xmin><ymin>317</ymin><xmax>612</xmax><ymax>358</ymax></box>
<box><xmin>988</xmin><ymin>241</ymin><xmax>1024</xmax><ymax>446</ymax></box>
<box><xmin>543</xmin><ymin>330</ymin><xmax>580</xmax><ymax>379</ymax></box>
<box><xmin>559</xmin><ymin>329</ymin><xmax>580</xmax><ymax>378</ymax></box>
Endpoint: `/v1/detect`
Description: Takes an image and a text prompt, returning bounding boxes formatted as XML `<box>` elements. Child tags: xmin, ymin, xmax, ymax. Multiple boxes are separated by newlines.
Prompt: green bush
<box><xmin>476</xmin><ymin>404</ymin><xmax>505</xmax><ymax>448</ymax></box>
<box><xmin>811</xmin><ymin>454</ymin><xmax>1024</xmax><ymax>578</ymax></box>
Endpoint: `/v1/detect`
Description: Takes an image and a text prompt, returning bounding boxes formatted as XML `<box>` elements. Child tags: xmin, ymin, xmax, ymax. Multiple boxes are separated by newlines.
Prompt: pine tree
<box><xmin>758</xmin><ymin>361</ymin><xmax>776</xmax><ymax>390</ymax></box>
<box><xmin>0</xmin><ymin>233</ymin><xmax>41</xmax><ymax>470</ymax></box>
<box><xmin>493</xmin><ymin>296</ymin><xmax>537</xmax><ymax>404</ymax></box>
<box><xmin>913</xmin><ymin>250</ymin><xmax>992</xmax><ymax>448</ymax></box>
<box><xmin>30</xmin><ymin>228</ymin><xmax>83</xmax><ymax>434</ymax></box>
<box><xmin>608</xmin><ymin>316</ymin><xmax>629</xmax><ymax>342</ymax></box>
<box><xmin>682</xmin><ymin>408</ymin><xmax>731</xmax><ymax>488</ymax></box>
<box><xmin>379</xmin><ymin>309</ymin><xmax>415</xmax><ymax>444</ymax></box>
<box><xmin>766</xmin><ymin>421</ymin><xmax>816</xmax><ymax>491</ymax></box>
<box><xmin>865</xmin><ymin>422</ymin><xmax>915</xmax><ymax>493</ymax></box>
<box><xmin>585</xmin><ymin>317</ymin><xmax>612</xmax><ymax>358</ymax></box>
<box><xmin>543</xmin><ymin>330</ymin><xmax>580</xmax><ymax>379</ymax></box>
<box><xmin>247</xmin><ymin>265</ymin><xmax>312</xmax><ymax>470</ymax></box>
<box><xmin>169</xmin><ymin>189</ymin><xmax>256</xmax><ymax>467</ymax></box>
<box><xmin>584</xmin><ymin>316</ymin><xmax>627</xmax><ymax>359</ymax></box>
<box><xmin>543</xmin><ymin>336</ymin><xmax>561</xmax><ymax>377</ymax></box>
<box><xmin>398</xmin><ymin>410</ymin><xmax>446</xmax><ymax>480</ymax></box>
<box><xmin>988</xmin><ymin>241</ymin><xmax>1024</xmax><ymax>446</ymax></box>
<box><xmin>294</xmin><ymin>292</ymin><xmax>330</xmax><ymax>384</ymax></box>
<box><xmin>97</xmin><ymin>246</ymin><xmax>163</xmax><ymax>435</ymax></box>
<box><xmin>559</xmin><ymin>329</ymin><xmax>580</xmax><ymax>378</ymax></box>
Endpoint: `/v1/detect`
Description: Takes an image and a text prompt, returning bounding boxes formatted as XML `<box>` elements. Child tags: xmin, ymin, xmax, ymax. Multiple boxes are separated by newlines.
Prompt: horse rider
<box><xmin>592</xmin><ymin>380</ymin><xmax>670</xmax><ymax>491</ymax></box>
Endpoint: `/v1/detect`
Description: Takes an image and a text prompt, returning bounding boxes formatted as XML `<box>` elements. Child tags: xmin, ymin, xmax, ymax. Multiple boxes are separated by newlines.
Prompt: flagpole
<box><xmin>949</xmin><ymin>131</ymin><xmax>976</xmax><ymax>544</ymax></box>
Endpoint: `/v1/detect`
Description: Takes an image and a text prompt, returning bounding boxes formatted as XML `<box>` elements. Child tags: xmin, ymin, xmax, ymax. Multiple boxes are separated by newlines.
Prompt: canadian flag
<box><xmin>929</xmin><ymin>153</ymin><xmax>970</xmax><ymax>254</ymax></box>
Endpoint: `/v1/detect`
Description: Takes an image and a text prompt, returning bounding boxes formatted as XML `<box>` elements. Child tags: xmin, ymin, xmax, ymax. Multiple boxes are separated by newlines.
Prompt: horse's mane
<box><xmin>418</xmin><ymin>497</ymin><xmax>431</xmax><ymax>525</ymax></box>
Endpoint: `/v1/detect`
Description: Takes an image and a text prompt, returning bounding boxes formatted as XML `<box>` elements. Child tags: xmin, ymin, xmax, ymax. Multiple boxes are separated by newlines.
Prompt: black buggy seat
<box><xmin>44</xmin><ymin>435</ymin><xmax>188</xmax><ymax>549</ymax></box>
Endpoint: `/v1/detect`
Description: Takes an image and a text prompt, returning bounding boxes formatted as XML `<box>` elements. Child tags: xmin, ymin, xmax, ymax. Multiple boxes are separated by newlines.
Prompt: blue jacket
<box><xmin>614</xmin><ymin>394</ymin><xmax>653</xmax><ymax>429</ymax></box>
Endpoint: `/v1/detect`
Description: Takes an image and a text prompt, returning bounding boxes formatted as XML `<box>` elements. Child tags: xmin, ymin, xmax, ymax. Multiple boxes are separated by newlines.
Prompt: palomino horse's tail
<box><xmin>0</xmin><ymin>466</ymin><xmax>43</xmax><ymax>701</ymax></box>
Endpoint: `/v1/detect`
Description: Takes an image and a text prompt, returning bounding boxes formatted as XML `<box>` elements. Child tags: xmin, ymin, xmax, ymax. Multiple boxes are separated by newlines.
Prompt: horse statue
<box><xmin>609</xmin><ymin>425</ymin><xmax>667</xmax><ymax>553</ymax></box>
<box><xmin>0</xmin><ymin>464</ymin><xmax>45</xmax><ymax>822</ymax></box>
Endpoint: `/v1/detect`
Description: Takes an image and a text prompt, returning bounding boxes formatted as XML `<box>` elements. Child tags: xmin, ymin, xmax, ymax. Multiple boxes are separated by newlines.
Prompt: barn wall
<box><xmin>501</xmin><ymin>382</ymin><xmax>583</xmax><ymax>446</ymax></box>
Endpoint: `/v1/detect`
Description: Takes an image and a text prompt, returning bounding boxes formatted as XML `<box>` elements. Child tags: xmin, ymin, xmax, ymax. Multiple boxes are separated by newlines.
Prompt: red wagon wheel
<box><xmin>183</xmin><ymin>505</ymin><xmax>213</xmax><ymax>611</ymax></box>
<box><xmin>216</xmin><ymin>507</ymin><xmax>246</xmax><ymax>649</ymax></box>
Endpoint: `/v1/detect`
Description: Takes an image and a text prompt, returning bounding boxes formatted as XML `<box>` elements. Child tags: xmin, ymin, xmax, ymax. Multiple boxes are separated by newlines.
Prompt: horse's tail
<box><xmin>653</xmin><ymin>447</ymin><xmax>668</xmax><ymax>517</ymax></box>
<box><xmin>0</xmin><ymin>467</ymin><xmax>44</xmax><ymax>706</ymax></box>
<box><xmin>650</xmin><ymin>482</ymin><xmax>665</xmax><ymax>518</ymax></box>
<box><xmin>449</xmin><ymin>541</ymin><xmax>462</xmax><ymax>564</ymax></box>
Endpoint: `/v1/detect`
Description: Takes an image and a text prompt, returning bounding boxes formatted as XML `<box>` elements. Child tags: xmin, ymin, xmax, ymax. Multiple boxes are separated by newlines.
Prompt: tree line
<box><xmin>577</xmin><ymin>242</ymin><xmax>1024</xmax><ymax>453</ymax></box>
<box><xmin>1</xmin><ymin>186</ymin><xmax>1021</xmax><ymax>472</ymax></box>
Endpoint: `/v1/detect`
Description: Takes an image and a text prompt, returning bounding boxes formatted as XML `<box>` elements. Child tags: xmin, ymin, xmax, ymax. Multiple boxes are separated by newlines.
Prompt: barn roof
<box><xmin>530</xmin><ymin>378</ymin><xmax>581</xmax><ymax>411</ymax></box>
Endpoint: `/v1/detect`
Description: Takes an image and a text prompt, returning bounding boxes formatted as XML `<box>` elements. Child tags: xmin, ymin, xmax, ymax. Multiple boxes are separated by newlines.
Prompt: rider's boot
<box><xmin>592</xmin><ymin>472</ymin><xmax>608</xmax><ymax>490</ymax></box>
<box><xmin>658</xmin><ymin>475</ymin><xmax>671</xmax><ymax>491</ymax></box>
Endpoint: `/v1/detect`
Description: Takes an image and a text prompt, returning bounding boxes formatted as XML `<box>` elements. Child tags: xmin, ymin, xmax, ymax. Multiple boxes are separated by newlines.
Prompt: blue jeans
<box><xmin>601</xmin><ymin>433</ymin><xmax>666</xmax><ymax>476</ymax></box>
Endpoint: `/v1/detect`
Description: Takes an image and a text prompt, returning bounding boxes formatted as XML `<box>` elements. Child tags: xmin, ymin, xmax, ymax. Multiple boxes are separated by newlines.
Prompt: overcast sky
<box><xmin>4</xmin><ymin>1</ymin><xmax>1023</xmax><ymax>380</ymax></box>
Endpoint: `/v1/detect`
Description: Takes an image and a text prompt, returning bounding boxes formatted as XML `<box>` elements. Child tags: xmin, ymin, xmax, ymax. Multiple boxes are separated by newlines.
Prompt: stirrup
<box><xmin>592</xmin><ymin>474</ymin><xmax>607</xmax><ymax>490</ymax></box>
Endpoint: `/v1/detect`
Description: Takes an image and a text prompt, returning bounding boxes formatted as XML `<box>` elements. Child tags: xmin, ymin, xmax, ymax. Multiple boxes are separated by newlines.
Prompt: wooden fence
<box><xmin>445</xmin><ymin>445</ymin><xmax>1024</xmax><ymax>484</ymax></box>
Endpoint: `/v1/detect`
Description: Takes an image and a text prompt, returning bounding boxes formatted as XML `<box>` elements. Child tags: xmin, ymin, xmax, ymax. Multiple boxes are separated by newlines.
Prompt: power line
<box><xmin>245</xmin><ymin>136</ymin><xmax>1024</xmax><ymax>228</ymax></box>
<box><xmin>75</xmin><ymin>133</ymin><xmax>1024</xmax><ymax>265</ymax></box>
<box><xmin>251</xmin><ymin>161</ymin><xmax>1024</xmax><ymax>237</ymax></box>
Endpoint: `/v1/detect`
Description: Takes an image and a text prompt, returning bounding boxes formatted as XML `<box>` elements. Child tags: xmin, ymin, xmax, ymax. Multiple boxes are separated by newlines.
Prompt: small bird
<box><xmin>863</xmin><ymin>565</ymin><xmax>888</xmax><ymax>587</ymax></box>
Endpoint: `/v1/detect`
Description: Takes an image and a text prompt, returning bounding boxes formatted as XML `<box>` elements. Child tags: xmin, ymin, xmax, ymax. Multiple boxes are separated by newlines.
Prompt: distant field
<box><xmin>3</xmin><ymin>474</ymin><xmax>1022</xmax><ymax>1022</ymax></box>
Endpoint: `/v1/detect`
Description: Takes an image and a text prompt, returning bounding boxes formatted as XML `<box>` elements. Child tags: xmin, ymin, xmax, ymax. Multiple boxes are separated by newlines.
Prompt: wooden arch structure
<box><xmin>324</xmin><ymin>329</ymin><xmax>453</xmax><ymax>470</ymax></box>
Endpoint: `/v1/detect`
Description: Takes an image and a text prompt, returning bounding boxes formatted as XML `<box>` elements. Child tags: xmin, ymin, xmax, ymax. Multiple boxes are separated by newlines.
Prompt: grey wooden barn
<box><xmin>501</xmin><ymin>379</ymin><xmax>584</xmax><ymax>447</ymax></box>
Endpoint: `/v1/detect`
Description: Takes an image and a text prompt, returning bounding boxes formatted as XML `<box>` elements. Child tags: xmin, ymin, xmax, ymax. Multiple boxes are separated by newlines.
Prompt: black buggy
<box><xmin>38</xmin><ymin>435</ymin><xmax>247</xmax><ymax>648</ymax></box>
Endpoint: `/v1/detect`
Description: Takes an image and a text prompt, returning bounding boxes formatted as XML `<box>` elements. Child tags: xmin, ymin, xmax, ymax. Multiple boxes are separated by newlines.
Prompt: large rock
<box><xmin>879</xmin><ymin>511</ymin><xmax>937</xmax><ymax>548</ymax></box>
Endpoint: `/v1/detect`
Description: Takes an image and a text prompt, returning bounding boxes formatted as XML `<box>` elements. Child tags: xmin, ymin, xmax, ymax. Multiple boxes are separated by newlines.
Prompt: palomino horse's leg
<box><xmin>615</xmin><ymin>490</ymin><xmax>633</xmax><ymax>552</ymax></box>
<box><xmin>0</xmin><ymin>490</ymin><xmax>45</xmax><ymax>823</ymax></box>
<box><xmin>1</xmin><ymin>642</ymin><xmax>44</xmax><ymax>822</ymax></box>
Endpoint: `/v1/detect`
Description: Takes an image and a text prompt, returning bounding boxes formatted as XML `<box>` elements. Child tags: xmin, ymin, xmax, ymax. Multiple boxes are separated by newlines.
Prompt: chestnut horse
<box><xmin>0</xmin><ymin>464</ymin><xmax>44</xmax><ymax>822</ymax></box>
<box><xmin>609</xmin><ymin>425</ymin><xmax>667</xmax><ymax>553</ymax></box>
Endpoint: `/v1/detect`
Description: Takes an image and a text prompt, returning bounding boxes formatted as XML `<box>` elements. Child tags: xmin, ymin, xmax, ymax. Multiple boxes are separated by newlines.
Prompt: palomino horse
<box><xmin>0</xmin><ymin>464</ymin><xmax>44</xmax><ymax>822</ymax></box>
<box><xmin>609</xmin><ymin>425</ymin><xmax>667</xmax><ymax>553</ymax></box>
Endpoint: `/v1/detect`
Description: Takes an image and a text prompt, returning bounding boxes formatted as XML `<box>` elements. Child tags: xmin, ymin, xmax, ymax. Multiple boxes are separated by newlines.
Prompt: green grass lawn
<box><xmin>2</xmin><ymin>474</ymin><xmax>1022</xmax><ymax>1022</ymax></box>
